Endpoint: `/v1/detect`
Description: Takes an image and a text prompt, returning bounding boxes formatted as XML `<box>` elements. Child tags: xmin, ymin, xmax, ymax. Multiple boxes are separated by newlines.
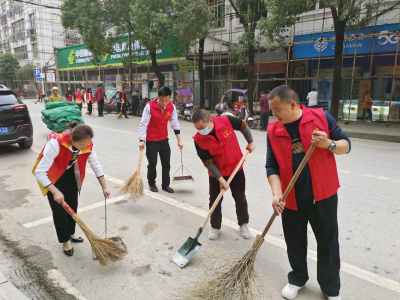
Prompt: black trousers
<box><xmin>260</xmin><ymin>112</ymin><xmax>269</xmax><ymax>130</ymax></box>
<box><xmin>146</xmin><ymin>139</ymin><xmax>171</xmax><ymax>187</ymax></box>
<box><xmin>87</xmin><ymin>102</ymin><xmax>92</xmax><ymax>115</ymax></box>
<box><xmin>209</xmin><ymin>168</ymin><xmax>249</xmax><ymax>229</ymax></box>
<box><xmin>117</xmin><ymin>102</ymin><xmax>127</xmax><ymax>117</ymax></box>
<box><xmin>132</xmin><ymin>101</ymin><xmax>139</xmax><ymax>116</ymax></box>
<box><xmin>47</xmin><ymin>167</ymin><xmax>78</xmax><ymax>243</ymax></box>
<box><xmin>98</xmin><ymin>100</ymin><xmax>104</xmax><ymax>116</ymax></box>
<box><xmin>308</xmin><ymin>105</ymin><xmax>319</xmax><ymax>108</ymax></box>
<box><xmin>77</xmin><ymin>103</ymin><xmax>82</xmax><ymax>111</ymax></box>
<box><xmin>281</xmin><ymin>194</ymin><xmax>340</xmax><ymax>297</ymax></box>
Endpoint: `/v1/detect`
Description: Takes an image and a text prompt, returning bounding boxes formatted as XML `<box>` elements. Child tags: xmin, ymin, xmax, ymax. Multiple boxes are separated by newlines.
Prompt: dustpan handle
<box><xmin>200</xmin><ymin>150</ymin><xmax>249</xmax><ymax>230</ymax></box>
<box><xmin>181</xmin><ymin>150</ymin><xmax>184</xmax><ymax>176</ymax></box>
<box><xmin>261</xmin><ymin>143</ymin><xmax>316</xmax><ymax>239</ymax></box>
<box><xmin>105</xmin><ymin>196</ymin><xmax>107</xmax><ymax>239</ymax></box>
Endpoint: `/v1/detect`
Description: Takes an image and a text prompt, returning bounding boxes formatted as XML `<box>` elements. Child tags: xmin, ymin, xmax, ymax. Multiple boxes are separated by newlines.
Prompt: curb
<box><xmin>345</xmin><ymin>131</ymin><xmax>400</xmax><ymax>143</ymax></box>
<box><xmin>0</xmin><ymin>270</ymin><xmax>29</xmax><ymax>300</ymax></box>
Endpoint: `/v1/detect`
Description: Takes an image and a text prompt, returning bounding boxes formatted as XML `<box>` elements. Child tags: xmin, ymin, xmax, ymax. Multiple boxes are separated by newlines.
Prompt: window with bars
<box><xmin>208</xmin><ymin>0</ymin><xmax>225</xmax><ymax>29</ymax></box>
<box><xmin>11</xmin><ymin>19</ymin><xmax>24</xmax><ymax>36</ymax></box>
<box><xmin>14</xmin><ymin>45</ymin><xmax>27</xmax><ymax>60</ymax></box>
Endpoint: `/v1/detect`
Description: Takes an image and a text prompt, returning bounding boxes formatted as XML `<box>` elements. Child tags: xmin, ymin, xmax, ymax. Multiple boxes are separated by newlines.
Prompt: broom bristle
<box><xmin>119</xmin><ymin>171</ymin><xmax>143</xmax><ymax>200</ymax></box>
<box><xmin>192</xmin><ymin>235</ymin><xmax>266</xmax><ymax>300</ymax></box>
<box><xmin>117</xmin><ymin>112</ymin><xmax>122</xmax><ymax>118</ymax></box>
<box><xmin>72</xmin><ymin>215</ymin><xmax>128</xmax><ymax>266</ymax></box>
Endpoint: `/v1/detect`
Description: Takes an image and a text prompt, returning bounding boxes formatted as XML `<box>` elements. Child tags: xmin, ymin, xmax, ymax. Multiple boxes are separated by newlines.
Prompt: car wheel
<box><xmin>247</xmin><ymin>120</ymin><xmax>256</xmax><ymax>129</ymax></box>
<box><xmin>18</xmin><ymin>138</ymin><xmax>33</xmax><ymax>149</ymax></box>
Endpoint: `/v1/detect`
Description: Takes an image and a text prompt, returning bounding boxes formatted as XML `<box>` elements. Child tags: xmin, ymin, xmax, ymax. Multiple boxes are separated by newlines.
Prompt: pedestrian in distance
<box><xmin>48</xmin><ymin>87</ymin><xmax>63</xmax><ymax>102</ymax></box>
<box><xmin>95</xmin><ymin>84</ymin><xmax>106</xmax><ymax>117</ymax></box>
<box><xmin>192</xmin><ymin>109</ymin><xmax>256</xmax><ymax>240</ymax></box>
<box><xmin>33</xmin><ymin>122</ymin><xmax>110</xmax><ymax>257</ymax></box>
<box><xmin>65</xmin><ymin>87</ymin><xmax>73</xmax><ymax>102</ymax></box>
<box><xmin>361</xmin><ymin>90</ymin><xmax>373</xmax><ymax>122</ymax></box>
<box><xmin>74</xmin><ymin>87</ymin><xmax>83</xmax><ymax>111</ymax></box>
<box><xmin>307</xmin><ymin>87</ymin><xmax>319</xmax><ymax>108</ymax></box>
<box><xmin>259</xmin><ymin>91</ymin><xmax>270</xmax><ymax>131</ymax></box>
<box><xmin>85</xmin><ymin>88</ymin><xmax>95</xmax><ymax>116</ymax></box>
<box><xmin>116</xmin><ymin>87</ymin><xmax>129</xmax><ymax>119</ymax></box>
<box><xmin>266</xmin><ymin>85</ymin><xmax>351</xmax><ymax>300</ymax></box>
<box><xmin>139</xmin><ymin>86</ymin><xmax>183</xmax><ymax>193</ymax></box>
<box><xmin>132</xmin><ymin>89</ymin><xmax>140</xmax><ymax>116</ymax></box>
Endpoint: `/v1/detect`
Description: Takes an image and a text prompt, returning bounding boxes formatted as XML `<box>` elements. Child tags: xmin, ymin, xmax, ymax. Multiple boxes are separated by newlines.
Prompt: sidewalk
<box><xmin>0</xmin><ymin>270</ymin><xmax>29</xmax><ymax>300</ymax></box>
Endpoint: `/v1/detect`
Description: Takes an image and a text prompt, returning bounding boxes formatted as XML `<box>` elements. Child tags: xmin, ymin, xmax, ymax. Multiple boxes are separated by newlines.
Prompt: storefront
<box><xmin>293</xmin><ymin>23</ymin><xmax>400</xmax><ymax>122</ymax></box>
<box><xmin>56</xmin><ymin>34</ymin><xmax>187</xmax><ymax>100</ymax></box>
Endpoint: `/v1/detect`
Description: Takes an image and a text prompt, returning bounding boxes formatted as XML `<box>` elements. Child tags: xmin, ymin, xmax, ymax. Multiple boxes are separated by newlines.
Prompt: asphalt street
<box><xmin>0</xmin><ymin>99</ymin><xmax>399</xmax><ymax>299</ymax></box>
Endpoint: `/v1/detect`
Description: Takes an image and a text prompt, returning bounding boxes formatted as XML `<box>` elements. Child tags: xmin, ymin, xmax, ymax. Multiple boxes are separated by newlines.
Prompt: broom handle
<box><xmin>201</xmin><ymin>150</ymin><xmax>250</xmax><ymax>230</ymax></box>
<box><xmin>137</xmin><ymin>148</ymin><xmax>144</xmax><ymax>173</ymax></box>
<box><xmin>61</xmin><ymin>201</ymin><xmax>76</xmax><ymax>216</ymax></box>
<box><xmin>261</xmin><ymin>144</ymin><xmax>316</xmax><ymax>238</ymax></box>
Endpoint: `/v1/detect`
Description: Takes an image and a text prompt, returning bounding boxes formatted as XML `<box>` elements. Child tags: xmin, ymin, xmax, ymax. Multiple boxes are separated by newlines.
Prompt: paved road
<box><xmin>0</xmin><ymin>99</ymin><xmax>399</xmax><ymax>299</ymax></box>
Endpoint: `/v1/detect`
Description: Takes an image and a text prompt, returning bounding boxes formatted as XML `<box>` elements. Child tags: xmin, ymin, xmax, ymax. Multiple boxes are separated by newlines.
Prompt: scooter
<box><xmin>239</xmin><ymin>102</ymin><xmax>258</xmax><ymax>129</ymax></box>
<box><xmin>175</xmin><ymin>88</ymin><xmax>195</xmax><ymax>121</ymax></box>
<box><xmin>180</xmin><ymin>100</ymin><xmax>194</xmax><ymax>121</ymax></box>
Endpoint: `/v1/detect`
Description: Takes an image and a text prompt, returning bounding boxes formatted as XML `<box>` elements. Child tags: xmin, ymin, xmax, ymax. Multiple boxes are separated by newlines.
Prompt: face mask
<box><xmin>198</xmin><ymin>122</ymin><xmax>211</xmax><ymax>135</ymax></box>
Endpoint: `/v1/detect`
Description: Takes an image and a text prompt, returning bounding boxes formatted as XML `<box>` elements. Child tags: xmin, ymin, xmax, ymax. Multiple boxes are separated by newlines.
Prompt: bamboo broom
<box><xmin>120</xmin><ymin>148</ymin><xmax>144</xmax><ymax>200</ymax></box>
<box><xmin>193</xmin><ymin>143</ymin><xmax>317</xmax><ymax>300</ymax></box>
<box><xmin>61</xmin><ymin>201</ymin><xmax>127</xmax><ymax>266</ymax></box>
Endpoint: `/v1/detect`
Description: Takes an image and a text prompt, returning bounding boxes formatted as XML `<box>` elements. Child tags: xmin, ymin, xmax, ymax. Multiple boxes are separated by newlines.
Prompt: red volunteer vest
<box><xmin>267</xmin><ymin>105</ymin><xmax>340</xmax><ymax>210</ymax></box>
<box><xmin>96</xmin><ymin>89</ymin><xmax>105</xmax><ymax>102</ymax></box>
<box><xmin>32</xmin><ymin>132</ymin><xmax>93</xmax><ymax>196</ymax></box>
<box><xmin>66</xmin><ymin>91</ymin><xmax>72</xmax><ymax>102</ymax></box>
<box><xmin>75</xmin><ymin>92</ymin><xmax>83</xmax><ymax>104</ymax></box>
<box><xmin>85</xmin><ymin>93</ymin><xmax>95</xmax><ymax>104</ymax></box>
<box><xmin>193</xmin><ymin>116</ymin><xmax>243</xmax><ymax>177</ymax></box>
<box><xmin>146</xmin><ymin>99</ymin><xmax>174</xmax><ymax>141</ymax></box>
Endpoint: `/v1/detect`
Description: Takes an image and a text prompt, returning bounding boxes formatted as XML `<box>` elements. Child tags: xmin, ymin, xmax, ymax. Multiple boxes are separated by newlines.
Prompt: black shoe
<box><xmin>162</xmin><ymin>186</ymin><xmax>174</xmax><ymax>193</ymax></box>
<box><xmin>64</xmin><ymin>248</ymin><xmax>74</xmax><ymax>256</ymax></box>
<box><xmin>99</xmin><ymin>115</ymin><xmax>104</xmax><ymax>117</ymax></box>
<box><xmin>125</xmin><ymin>116</ymin><xmax>129</xmax><ymax>119</ymax></box>
<box><xmin>71</xmin><ymin>237</ymin><xmax>84</xmax><ymax>243</ymax></box>
<box><xmin>149</xmin><ymin>184</ymin><xmax>158</xmax><ymax>192</ymax></box>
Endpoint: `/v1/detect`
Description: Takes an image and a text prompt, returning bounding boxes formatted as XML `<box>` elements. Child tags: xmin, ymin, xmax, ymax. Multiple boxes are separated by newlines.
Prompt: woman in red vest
<box><xmin>116</xmin><ymin>88</ymin><xmax>129</xmax><ymax>119</ymax></box>
<box><xmin>139</xmin><ymin>87</ymin><xmax>183</xmax><ymax>193</ymax></box>
<box><xmin>266</xmin><ymin>86</ymin><xmax>351</xmax><ymax>300</ymax></box>
<box><xmin>192</xmin><ymin>109</ymin><xmax>256</xmax><ymax>241</ymax></box>
<box><xmin>74</xmin><ymin>87</ymin><xmax>83</xmax><ymax>110</ymax></box>
<box><xmin>65</xmin><ymin>87</ymin><xmax>73</xmax><ymax>102</ymax></box>
<box><xmin>85</xmin><ymin>88</ymin><xmax>95</xmax><ymax>115</ymax></box>
<box><xmin>33</xmin><ymin>122</ymin><xmax>110</xmax><ymax>256</ymax></box>
<box><xmin>95</xmin><ymin>84</ymin><xmax>106</xmax><ymax>117</ymax></box>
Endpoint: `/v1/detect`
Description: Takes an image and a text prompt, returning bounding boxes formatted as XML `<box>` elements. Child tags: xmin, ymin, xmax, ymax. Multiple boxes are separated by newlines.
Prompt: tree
<box><xmin>173</xmin><ymin>0</ymin><xmax>213</xmax><ymax>108</ymax></box>
<box><xmin>260</xmin><ymin>0</ymin><xmax>397</xmax><ymax>120</ymax></box>
<box><xmin>16</xmin><ymin>62</ymin><xmax>35</xmax><ymax>90</ymax></box>
<box><xmin>62</xmin><ymin>0</ymin><xmax>135</xmax><ymax>88</ymax></box>
<box><xmin>227</xmin><ymin>0</ymin><xmax>268</xmax><ymax>115</ymax></box>
<box><xmin>0</xmin><ymin>53</ymin><xmax>20</xmax><ymax>88</ymax></box>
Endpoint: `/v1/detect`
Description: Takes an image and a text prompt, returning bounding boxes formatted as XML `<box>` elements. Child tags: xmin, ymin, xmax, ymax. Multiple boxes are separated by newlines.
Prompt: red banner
<box><xmin>245</xmin><ymin>62</ymin><xmax>287</xmax><ymax>73</ymax></box>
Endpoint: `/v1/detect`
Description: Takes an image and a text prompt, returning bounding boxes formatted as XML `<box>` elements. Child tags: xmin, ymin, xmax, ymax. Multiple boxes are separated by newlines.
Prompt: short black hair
<box><xmin>192</xmin><ymin>109</ymin><xmax>211</xmax><ymax>123</ymax></box>
<box><xmin>158</xmin><ymin>86</ymin><xmax>172</xmax><ymax>97</ymax></box>
<box><xmin>260</xmin><ymin>91</ymin><xmax>266</xmax><ymax>95</ymax></box>
<box><xmin>312</xmin><ymin>88</ymin><xmax>316</xmax><ymax>91</ymax></box>
<box><xmin>97</xmin><ymin>84</ymin><xmax>102</xmax><ymax>87</ymax></box>
<box><xmin>87</xmin><ymin>88</ymin><xmax>92</xmax><ymax>93</ymax></box>
<box><xmin>268</xmin><ymin>85</ymin><xmax>300</xmax><ymax>104</ymax></box>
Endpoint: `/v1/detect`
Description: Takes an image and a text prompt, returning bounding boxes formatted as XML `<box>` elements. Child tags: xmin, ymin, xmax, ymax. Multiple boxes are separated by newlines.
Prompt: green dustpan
<box><xmin>171</xmin><ymin>151</ymin><xmax>249</xmax><ymax>268</ymax></box>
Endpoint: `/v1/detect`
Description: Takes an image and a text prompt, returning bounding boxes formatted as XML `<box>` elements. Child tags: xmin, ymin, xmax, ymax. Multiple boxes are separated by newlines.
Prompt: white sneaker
<box><xmin>282</xmin><ymin>283</ymin><xmax>305</xmax><ymax>299</ymax></box>
<box><xmin>239</xmin><ymin>223</ymin><xmax>251</xmax><ymax>239</ymax></box>
<box><xmin>325</xmin><ymin>294</ymin><xmax>341</xmax><ymax>300</ymax></box>
<box><xmin>208</xmin><ymin>228</ymin><xmax>220</xmax><ymax>240</ymax></box>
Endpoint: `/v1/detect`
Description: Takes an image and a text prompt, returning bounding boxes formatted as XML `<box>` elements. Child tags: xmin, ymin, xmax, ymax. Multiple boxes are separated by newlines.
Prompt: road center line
<box><xmin>25</xmin><ymin>159</ymin><xmax>400</xmax><ymax>294</ymax></box>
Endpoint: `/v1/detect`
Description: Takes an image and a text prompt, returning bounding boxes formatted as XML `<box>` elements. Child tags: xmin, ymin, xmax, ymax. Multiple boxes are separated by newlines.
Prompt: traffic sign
<box><xmin>34</xmin><ymin>68</ymin><xmax>42</xmax><ymax>82</ymax></box>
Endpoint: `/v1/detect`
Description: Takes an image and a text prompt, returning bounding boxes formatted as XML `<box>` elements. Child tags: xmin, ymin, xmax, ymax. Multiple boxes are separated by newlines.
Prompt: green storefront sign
<box><xmin>57</xmin><ymin>36</ymin><xmax>185</xmax><ymax>70</ymax></box>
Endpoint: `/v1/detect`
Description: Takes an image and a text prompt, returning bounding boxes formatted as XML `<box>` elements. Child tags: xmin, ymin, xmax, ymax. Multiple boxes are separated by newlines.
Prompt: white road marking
<box><xmin>26</xmin><ymin>165</ymin><xmax>400</xmax><ymax>294</ymax></box>
<box><xmin>22</xmin><ymin>195</ymin><xmax>126</xmax><ymax>228</ymax></box>
<box><xmin>47</xmin><ymin>269</ymin><xmax>87</xmax><ymax>300</ymax></box>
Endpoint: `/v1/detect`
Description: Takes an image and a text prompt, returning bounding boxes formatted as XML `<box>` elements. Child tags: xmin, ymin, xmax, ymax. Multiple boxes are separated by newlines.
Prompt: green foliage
<box><xmin>16</xmin><ymin>62</ymin><xmax>35</xmax><ymax>81</ymax></box>
<box><xmin>230</xmin><ymin>44</ymin><xmax>247</xmax><ymax>69</ymax></box>
<box><xmin>0</xmin><ymin>53</ymin><xmax>20</xmax><ymax>86</ymax></box>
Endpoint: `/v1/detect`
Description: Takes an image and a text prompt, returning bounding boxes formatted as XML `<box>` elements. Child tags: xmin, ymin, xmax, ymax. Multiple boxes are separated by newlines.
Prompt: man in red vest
<box><xmin>95</xmin><ymin>84</ymin><xmax>107</xmax><ymax>117</ymax></box>
<box><xmin>266</xmin><ymin>86</ymin><xmax>351</xmax><ymax>300</ymax></box>
<box><xmin>192</xmin><ymin>109</ymin><xmax>256</xmax><ymax>240</ymax></box>
<box><xmin>139</xmin><ymin>87</ymin><xmax>183</xmax><ymax>193</ymax></box>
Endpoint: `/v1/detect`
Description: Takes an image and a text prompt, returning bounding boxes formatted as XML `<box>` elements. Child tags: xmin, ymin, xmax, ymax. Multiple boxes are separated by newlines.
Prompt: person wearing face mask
<box><xmin>139</xmin><ymin>86</ymin><xmax>183</xmax><ymax>193</ymax></box>
<box><xmin>266</xmin><ymin>85</ymin><xmax>351</xmax><ymax>300</ymax></box>
<box><xmin>192</xmin><ymin>109</ymin><xmax>256</xmax><ymax>241</ymax></box>
<box><xmin>33</xmin><ymin>121</ymin><xmax>110</xmax><ymax>257</ymax></box>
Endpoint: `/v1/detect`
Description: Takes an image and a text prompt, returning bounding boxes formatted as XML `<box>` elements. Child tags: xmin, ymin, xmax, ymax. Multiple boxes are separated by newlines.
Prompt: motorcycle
<box><xmin>175</xmin><ymin>88</ymin><xmax>194</xmax><ymax>121</ymax></box>
<box><xmin>136</xmin><ymin>97</ymin><xmax>151</xmax><ymax>117</ymax></box>
<box><xmin>239</xmin><ymin>101</ymin><xmax>258</xmax><ymax>129</ymax></box>
<box><xmin>104</xmin><ymin>90</ymin><xmax>132</xmax><ymax>114</ymax></box>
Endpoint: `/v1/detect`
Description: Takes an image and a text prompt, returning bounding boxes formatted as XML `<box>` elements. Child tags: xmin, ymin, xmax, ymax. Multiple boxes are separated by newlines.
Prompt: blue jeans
<box><xmin>260</xmin><ymin>112</ymin><xmax>269</xmax><ymax>130</ymax></box>
<box><xmin>361</xmin><ymin>108</ymin><xmax>372</xmax><ymax>121</ymax></box>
